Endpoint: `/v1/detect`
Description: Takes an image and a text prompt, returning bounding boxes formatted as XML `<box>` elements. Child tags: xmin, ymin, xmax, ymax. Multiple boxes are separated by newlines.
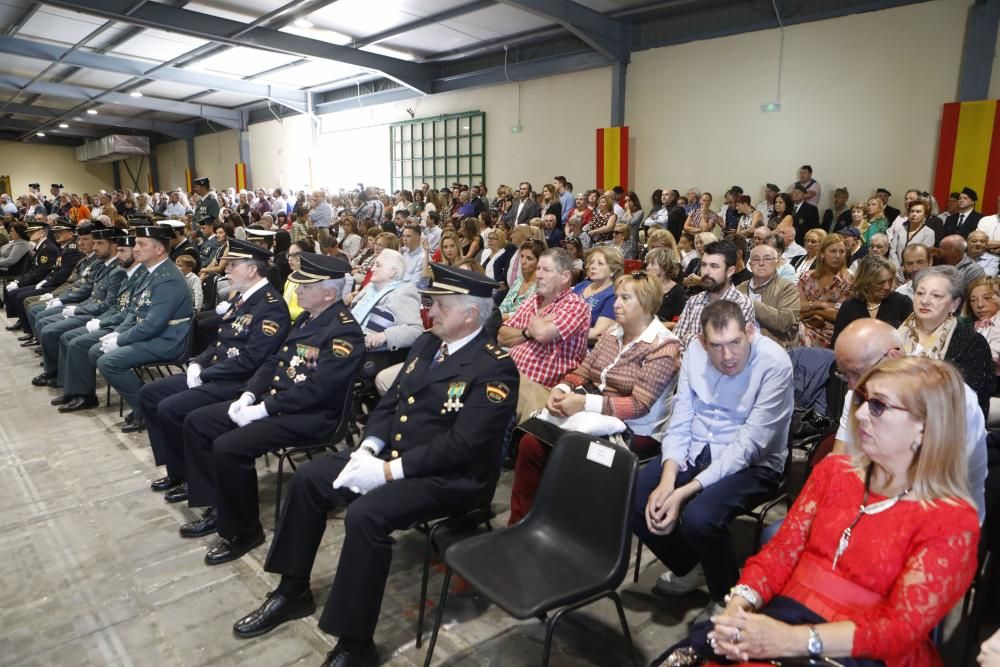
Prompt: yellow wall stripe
<box><xmin>603</xmin><ymin>126</ymin><xmax>620</xmax><ymax>190</ymax></box>
<box><xmin>950</xmin><ymin>100</ymin><xmax>997</xmax><ymax>201</ymax></box>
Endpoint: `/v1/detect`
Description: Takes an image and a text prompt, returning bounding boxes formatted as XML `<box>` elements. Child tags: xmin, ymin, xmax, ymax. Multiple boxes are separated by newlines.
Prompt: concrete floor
<box><xmin>0</xmin><ymin>327</ymin><xmax>716</xmax><ymax>667</ymax></box>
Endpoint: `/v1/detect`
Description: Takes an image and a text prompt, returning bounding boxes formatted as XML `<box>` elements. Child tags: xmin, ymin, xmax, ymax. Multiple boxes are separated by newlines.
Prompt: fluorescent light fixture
<box><xmin>294</xmin><ymin>19</ymin><xmax>313</xmax><ymax>28</ymax></box>
<box><xmin>129</xmin><ymin>91</ymin><xmax>143</xmax><ymax>98</ymax></box>
<box><xmin>35</xmin><ymin>132</ymin><xmax>45</xmax><ymax>137</ymax></box>
<box><xmin>86</xmin><ymin>109</ymin><xmax>98</xmax><ymax>115</ymax></box>
<box><xmin>58</xmin><ymin>123</ymin><xmax>68</xmax><ymax>128</ymax></box>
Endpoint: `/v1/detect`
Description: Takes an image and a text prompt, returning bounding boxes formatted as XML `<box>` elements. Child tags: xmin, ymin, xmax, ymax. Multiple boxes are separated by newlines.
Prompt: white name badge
<box><xmin>586</xmin><ymin>441</ymin><xmax>615</xmax><ymax>468</ymax></box>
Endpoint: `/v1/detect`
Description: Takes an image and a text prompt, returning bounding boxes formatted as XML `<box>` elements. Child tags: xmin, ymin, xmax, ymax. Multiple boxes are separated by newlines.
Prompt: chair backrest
<box><xmin>522</xmin><ymin>432</ymin><xmax>638</xmax><ymax>584</ymax></box>
<box><xmin>330</xmin><ymin>371</ymin><xmax>361</xmax><ymax>445</ymax></box>
<box><xmin>623</xmin><ymin>259</ymin><xmax>643</xmax><ymax>274</ymax></box>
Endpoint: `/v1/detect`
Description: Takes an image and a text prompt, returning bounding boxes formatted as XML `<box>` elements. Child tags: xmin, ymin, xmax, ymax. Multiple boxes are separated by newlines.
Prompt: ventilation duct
<box><xmin>75</xmin><ymin>135</ymin><xmax>150</xmax><ymax>163</ymax></box>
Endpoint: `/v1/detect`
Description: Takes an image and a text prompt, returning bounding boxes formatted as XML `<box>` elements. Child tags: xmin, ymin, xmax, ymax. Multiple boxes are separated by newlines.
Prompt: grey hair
<box><xmin>455</xmin><ymin>294</ymin><xmax>495</xmax><ymax>328</ymax></box>
<box><xmin>320</xmin><ymin>277</ymin><xmax>347</xmax><ymax>299</ymax></box>
<box><xmin>540</xmin><ymin>247</ymin><xmax>574</xmax><ymax>274</ymax></box>
<box><xmin>870</xmin><ymin>233</ymin><xmax>890</xmax><ymax>246</ymax></box>
<box><xmin>688</xmin><ymin>187</ymin><xmax>702</xmax><ymax>198</ymax></box>
<box><xmin>377</xmin><ymin>248</ymin><xmax>406</xmax><ymax>280</ymax></box>
<box><xmin>912</xmin><ymin>265</ymin><xmax>963</xmax><ymax>301</ymax></box>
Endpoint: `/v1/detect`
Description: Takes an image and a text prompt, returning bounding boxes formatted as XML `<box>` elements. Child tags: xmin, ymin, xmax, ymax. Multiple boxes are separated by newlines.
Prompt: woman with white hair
<box><xmin>350</xmin><ymin>248</ymin><xmax>423</xmax><ymax>366</ymax></box>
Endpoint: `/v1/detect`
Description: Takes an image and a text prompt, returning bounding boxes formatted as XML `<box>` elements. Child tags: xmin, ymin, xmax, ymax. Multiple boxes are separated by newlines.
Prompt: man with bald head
<box><xmin>939</xmin><ymin>234</ymin><xmax>986</xmax><ymax>291</ymax></box>
<box><xmin>832</xmin><ymin>318</ymin><xmax>987</xmax><ymax>522</ymax></box>
<box><xmin>967</xmin><ymin>230</ymin><xmax>998</xmax><ymax>277</ymax></box>
<box><xmin>752</xmin><ymin>226</ymin><xmax>773</xmax><ymax>248</ymax></box>
<box><xmin>895</xmin><ymin>243</ymin><xmax>931</xmax><ymax>298</ymax></box>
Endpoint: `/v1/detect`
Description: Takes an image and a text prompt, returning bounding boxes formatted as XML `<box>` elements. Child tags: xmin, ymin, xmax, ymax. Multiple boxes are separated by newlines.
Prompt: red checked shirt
<box><xmin>507</xmin><ymin>288</ymin><xmax>590</xmax><ymax>387</ymax></box>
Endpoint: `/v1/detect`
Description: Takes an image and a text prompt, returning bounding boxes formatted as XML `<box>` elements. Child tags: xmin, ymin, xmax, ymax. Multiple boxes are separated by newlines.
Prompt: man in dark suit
<box><xmin>139</xmin><ymin>238</ymin><xmax>292</xmax><ymax>499</ymax></box>
<box><xmin>178</xmin><ymin>253</ymin><xmax>364</xmax><ymax>567</ymax></box>
<box><xmin>791</xmin><ymin>184</ymin><xmax>820</xmax><ymax>245</ymax></box>
<box><xmin>941</xmin><ymin>187</ymin><xmax>983</xmax><ymax>241</ymax></box>
<box><xmin>876</xmin><ymin>188</ymin><xmax>899</xmax><ymax>224</ymax></box>
<box><xmin>511</xmin><ymin>181</ymin><xmax>541</xmax><ymax>225</ymax></box>
<box><xmin>229</xmin><ymin>263</ymin><xmax>518</xmax><ymax>667</ymax></box>
<box><xmin>822</xmin><ymin>187</ymin><xmax>852</xmax><ymax>232</ymax></box>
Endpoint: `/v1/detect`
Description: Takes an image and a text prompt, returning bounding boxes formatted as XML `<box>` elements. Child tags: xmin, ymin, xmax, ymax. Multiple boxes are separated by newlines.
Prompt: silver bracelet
<box><xmin>724</xmin><ymin>584</ymin><xmax>762</xmax><ymax>610</ymax></box>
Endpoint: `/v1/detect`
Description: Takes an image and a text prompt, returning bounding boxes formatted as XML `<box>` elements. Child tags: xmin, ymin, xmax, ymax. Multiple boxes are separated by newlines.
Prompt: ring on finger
<box><xmin>733</xmin><ymin>628</ymin><xmax>742</xmax><ymax>643</ymax></box>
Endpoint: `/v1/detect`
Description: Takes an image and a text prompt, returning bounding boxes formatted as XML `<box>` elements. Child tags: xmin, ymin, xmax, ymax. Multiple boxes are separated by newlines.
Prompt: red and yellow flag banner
<box><xmin>184</xmin><ymin>168</ymin><xmax>192</xmax><ymax>194</ymax></box>
<box><xmin>596</xmin><ymin>126</ymin><xmax>629</xmax><ymax>191</ymax></box>
<box><xmin>235</xmin><ymin>162</ymin><xmax>248</xmax><ymax>191</ymax></box>
<box><xmin>934</xmin><ymin>100</ymin><xmax>1000</xmax><ymax>213</ymax></box>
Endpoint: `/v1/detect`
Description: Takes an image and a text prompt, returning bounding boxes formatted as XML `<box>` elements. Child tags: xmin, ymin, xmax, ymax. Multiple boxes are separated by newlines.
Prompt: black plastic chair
<box><xmin>422</xmin><ymin>433</ymin><xmax>640</xmax><ymax>667</ymax></box>
<box><xmin>270</xmin><ymin>379</ymin><xmax>360</xmax><ymax>522</ymax></box>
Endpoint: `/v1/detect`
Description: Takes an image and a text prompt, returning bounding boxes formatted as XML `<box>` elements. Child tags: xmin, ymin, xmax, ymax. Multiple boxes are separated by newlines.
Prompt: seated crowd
<box><xmin>2</xmin><ymin>168</ymin><xmax>1000</xmax><ymax>667</ymax></box>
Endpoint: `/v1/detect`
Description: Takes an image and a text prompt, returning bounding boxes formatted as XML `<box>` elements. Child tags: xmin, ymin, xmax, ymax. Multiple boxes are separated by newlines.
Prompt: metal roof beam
<box><xmin>0</xmin><ymin>75</ymin><xmax>242</xmax><ymax>127</ymax></box>
<box><xmin>352</xmin><ymin>0</ymin><xmax>494</xmax><ymax>49</ymax></box>
<box><xmin>0</xmin><ymin>101</ymin><xmax>195</xmax><ymax>138</ymax></box>
<box><xmin>496</xmin><ymin>0</ymin><xmax>630</xmax><ymax>62</ymax></box>
<box><xmin>5</xmin><ymin>2</ymin><xmax>40</xmax><ymax>38</ymax></box>
<box><xmin>0</xmin><ymin>36</ymin><xmax>307</xmax><ymax>105</ymax></box>
<box><xmin>0</xmin><ymin>118</ymin><xmax>104</xmax><ymax>138</ymax></box>
<box><xmin>43</xmin><ymin>0</ymin><xmax>436</xmax><ymax>94</ymax></box>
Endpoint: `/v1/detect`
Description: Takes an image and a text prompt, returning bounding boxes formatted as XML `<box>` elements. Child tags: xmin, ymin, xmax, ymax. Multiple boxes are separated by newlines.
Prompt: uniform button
<box><xmin>216</xmin><ymin>342</ymin><xmax>221</xmax><ymax>347</ymax></box>
<box><xmin>391</xmin><ymin>450</ymin><xmax>399</xmax><ymax>458</ymax></box>
<box><xmin>399</xmin><ymin>415</ymin><xmax>407</xmax><ymax>422</ymax></box>
<box><xmin>394</xmin><ymin>434</ymin><xmax>402</xmax><ymax>442</ymax></box>
<box><xmin>273</xmin><ymin>376</ymin><xmax>280</xmax><ymax>381</ymax></box>
<box><xmin>283</xmin><ymin>346</ymin><xmax>288</xmax><ymax>352</ymax></box>
<box><xmin>441</xmin><ymin>409</ymin><xmax>446</xmax><ymax>414</ymax></box>
<box><xmin>212</xmin><ymin>356</ymin><xmax>218</xmax><ymax>362</ymax></box>
<box><xmin>217</xmin><ymin>327</ymin><xmax>221</xmax><ymax>333</ymax></box>
<box><xmin>278</xmin><ymin>361</ymin><xmax>284</xmax><ymax>367</ymax></box>
<box><xmin>407</xmin><ymin>397</ymin><xmax>414</xmax><ymax>405</ymax></box>
<box><xmin>270</xmin><ymin>389</ymin><xmax>277</xmax><ymax>395</ymax></box>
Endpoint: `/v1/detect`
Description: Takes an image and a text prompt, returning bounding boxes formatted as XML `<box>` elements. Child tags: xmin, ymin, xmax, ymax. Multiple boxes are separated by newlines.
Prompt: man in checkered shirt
<box><xmin>672</xmin><ymin>239</ymin><xmax>756</xmax><ymax>352</ymax></box>
<box><xmin>498</xmin><ymin>247</ymin><xmax>590</xmax><ymax>420</ymax></box>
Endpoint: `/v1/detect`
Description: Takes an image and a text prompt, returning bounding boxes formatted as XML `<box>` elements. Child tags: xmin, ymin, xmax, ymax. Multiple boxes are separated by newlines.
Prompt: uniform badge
<box><xmin>294</xmin><ymin>373</ymin><xmax>306</xmax><ymax>383</ymax></box>
<box><xmin>296</xmin><ymin>344</ymin><xmax>320</xmax><ymax>369</ymax></box>
<box><xmin>444</xmin><ymin>382</ymin><xmax>467</xmax><ymax>412</ymax></box>
<box><xmin>261</xmin><ymin>320</ymin><xmax>279</xmax><ymax>336</ymax></box>
<box><xmin>227</xmin><ymin>347</ymin><xmax>240</xmax><ymax>358</ymax></box>
<box><xmin>404</xmin><ymin>357</ymin><xmax>419</xmax><ymax>374</ymax></box>
<box><xmin>486</xmin><ymin>382</ymin><xmax>510</xmax><ymax>403</ymax></box>
<box><xmin>40</xmin><ymin>255</ymin><xmax>48</xmax><ymax>264</ymax></box>
<box><xmin>231</xmin><ymin>313</ymin><xmax>253</xmax><ymax>334</ymax></box>
<box><xmin>331</xmin><ymin>339</ymin><xmax>353</xmax><ymax>357</ymax></box>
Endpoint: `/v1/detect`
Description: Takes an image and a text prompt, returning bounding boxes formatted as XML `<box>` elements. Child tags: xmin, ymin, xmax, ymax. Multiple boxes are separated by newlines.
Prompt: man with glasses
<box><xmin>736</xmin><ymin>245</ymin><xmax>800</xmax><ymax>348</ymax></box>
<box><xmin>833</xmin><ymin>319</ymin><xmax>986</xmax><ymax>522</ymax></box>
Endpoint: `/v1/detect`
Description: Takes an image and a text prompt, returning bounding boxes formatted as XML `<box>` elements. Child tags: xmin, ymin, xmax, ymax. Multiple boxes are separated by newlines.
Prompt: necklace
<box><xmin>832</xmin><ymin>464</ymin><xmax>911</xmax><ymax>570</ymax></box>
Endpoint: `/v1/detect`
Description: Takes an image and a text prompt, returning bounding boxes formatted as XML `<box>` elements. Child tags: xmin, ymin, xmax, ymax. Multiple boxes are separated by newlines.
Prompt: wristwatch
<box><xmin>807</xmin><ymin>626</ymin><xmax>823</xmax><ymax>658</ymax></box>
<box><xmin>522</xmin><ymin>327</ymin><xmax>533</xmax><ymax>340</ymax></box>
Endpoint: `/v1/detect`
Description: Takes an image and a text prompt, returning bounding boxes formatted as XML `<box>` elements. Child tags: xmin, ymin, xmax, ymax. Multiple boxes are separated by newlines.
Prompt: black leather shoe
<box><xmin>31</xmin><ymin>372</ymin><xmax>56</xmax><ymax>387</ymax></box>
<box><xmin>164</xmin><ymin>483</ymin><xmax>188</xmax><ymax>504</ymax></box>
<box><xmin>232</xmin><ymin>589</ymin><xmax>315</xmax><ymax>639</ymax></box>
<box><xmin>121</xmin><ymin>417</ymin><xmax>145</xmax><ymax>434</ymax></box>
<box><xmin>204</xmin><ymin>527</ymin><xmax>265</xmax><ymax>566</ymax></box>
<box><xmin>50</xmin><ymin>394</ymin><xmax>74</xmax><ymax>406</ymax></box>
<box><xmin>150</xmin><ymin>476</ymin><xmax>182</xmax><ymax>492</ymax></box>
<box><xmin>321</xmin><ymin>641</ymin><xmax>378</xmax><ymax>667</ymax></box>
<box><xmin>58</xmin><ymin>394</ymin><xmax>98</xmax><ymax>412</ymax></box>
<box><xmin>179</xmin><ymin>507</ymin><xmax>217</xmax><ymax>538</ymax></box>
<box><xmin>18</xmin><ymin>333</ymin><xmax>34</xmax><ymax>342</ymax></box>
<box><xmin>123</xmin><ymin>411</ymin><xmax>135</xmax><ymax>425</ymax></box>
<box><xmin>19</xmin><ymin>338</ymin><xmax>38</xmax><ymax>348</ymax></box>
<box><xmin>6</xmin><ymin>320</ymin><xmax>22</xmax><ymax>331</ymax></box>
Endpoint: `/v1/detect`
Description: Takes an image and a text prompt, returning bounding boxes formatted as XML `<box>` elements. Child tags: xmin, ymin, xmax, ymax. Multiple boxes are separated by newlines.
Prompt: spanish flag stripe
<box><xmin>984</xmin><ymin>108</ymin><xmax>1000</xmax><ymax>214</ymax></box>
<box><xmin>595</xmin><ymin>127</ymin><xmax>605</xmax><ymax>189</ymax></box>
<box><xmin>950</xmin><ymin>101</ymin><xmax>997</xmax><ymax>210</ymax></box>
<box><xmin>933</xmin><ymin>103</ymin><xmax>961</xmax><ymax>206</ymax></box>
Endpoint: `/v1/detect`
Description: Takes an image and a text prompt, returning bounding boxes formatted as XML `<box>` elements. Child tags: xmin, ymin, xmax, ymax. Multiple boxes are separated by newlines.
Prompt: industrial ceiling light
<box><xmin>35</xmin><ymin>132</ymin><xmax>45</xmax><ymax>137</ymax></box>
<box><xmin>129</xmin><ymin>91</ymin><xmax>143</xmax><ymax>98</ymax></box>
<box><xmin>294</xmin><ymin>19</ymin><xmax>313</xmax><ymax>28</ymax></box>
<box><xmin>58</xmin><ymin>123</ymin><xmax>68</xmax><ymax>128</ymax></box>
<box><xmin>86</xmin><ymin>109</ymin><xmax>98</xmax><ymax>115</ymax></box>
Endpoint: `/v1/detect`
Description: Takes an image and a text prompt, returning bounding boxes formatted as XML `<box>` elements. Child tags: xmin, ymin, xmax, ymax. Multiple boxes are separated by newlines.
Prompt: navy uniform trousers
<box><xmin>139</xmin><ymin>374</ymin><xmax>245</xmax><ymax>481</ymax></box>
<box><xmin>263</xmin><ymin>453</ymin><xmax>480</xmax><ymax>640</ymax></box>
<box><xmin>632</xmin><ymin>447</ymin><xmax>781</xmax><ymax>602</ymax></box>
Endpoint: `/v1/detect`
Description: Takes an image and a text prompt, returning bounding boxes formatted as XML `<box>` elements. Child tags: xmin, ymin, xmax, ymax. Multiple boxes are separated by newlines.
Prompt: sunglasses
<box><xmin>630</xmin><ymin>271</ymin><xmax>648</xmax><ymax>279</ymax></box>
<box><xmin>852</xmin><ymin>388</ymin><xmax>909</xmax><ymax>418</ymax></box>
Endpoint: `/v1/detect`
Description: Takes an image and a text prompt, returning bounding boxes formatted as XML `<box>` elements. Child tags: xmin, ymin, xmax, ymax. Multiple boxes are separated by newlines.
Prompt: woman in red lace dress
<box><xmin>657</xmin><ymin>357</ymin><xmax>979</xmax><ymax>667</ymax></box>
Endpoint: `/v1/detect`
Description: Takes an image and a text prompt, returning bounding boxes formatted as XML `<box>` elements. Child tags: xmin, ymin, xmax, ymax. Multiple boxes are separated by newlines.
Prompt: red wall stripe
<box><xmin>618</xmin><ymin>126</ymin><xmax>629</xmax><ymax>191</ymax></box>
<box><xmin>933</xmin><ymin>102</ymin><xmax>961</xmax><ymax>206</ymax></box>
<box><xmin>595</xmin><ymin>128</ymin><xmax>605</xmax><ymax>190</ymax></box>
<box><xmin>983</xmin><ymin>105</ymin><xmax>1000</xmax><ymax>214</ymax></box>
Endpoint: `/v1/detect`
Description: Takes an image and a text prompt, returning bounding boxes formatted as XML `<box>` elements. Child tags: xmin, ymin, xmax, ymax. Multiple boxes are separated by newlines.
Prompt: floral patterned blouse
<box><xmin>797</xmin><ymin>270</ymin><xmax>853</xmax><ymax>348</ymax></box>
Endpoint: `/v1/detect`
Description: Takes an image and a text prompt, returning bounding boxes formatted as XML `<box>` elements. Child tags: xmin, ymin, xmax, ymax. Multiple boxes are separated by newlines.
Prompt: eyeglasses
<box><xmin>749</xmin><ymin>256</ymin><xmax>777</xmax><ymax>264</ymax></box>
<box><xmin>851</xmin><ymin>388</ymin><xmax>909</xmax><ymax>418</ymax></box>
<box><xmin>630</xmin><ymin>271</ymin><xmax>648</xmax><ymax>279</ymax></box>
<box><xmin>834</xmin><ymin>349</ymin><xmax>894</xmax><ymax>383</ymax></box>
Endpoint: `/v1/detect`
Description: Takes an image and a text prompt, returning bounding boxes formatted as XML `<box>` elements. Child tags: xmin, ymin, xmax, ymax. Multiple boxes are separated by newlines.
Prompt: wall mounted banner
<box><xmin>934</xmin><ymin>100</ymin><xmax>1000</xmax><ymax>213</ymax></box>
<box><xmin>596</xmin><ymin>126</ymin><xmax>629</xmax><ymax>191</ymax></box>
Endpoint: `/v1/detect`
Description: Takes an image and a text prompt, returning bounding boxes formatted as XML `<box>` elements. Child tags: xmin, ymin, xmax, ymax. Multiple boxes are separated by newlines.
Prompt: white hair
<box><xmin>455</xmin><ymin>294</ymin><xmax>494</xmax><ymax>328</ymax></box>
<box><xmin>320</xmin><ymin>277</ymin><xmax>347</xmax><ymax>299</ymax></box>
<box><xmin>376</xmin><ymin>248</ymin><xmax>406</xmax><ymax>280</ymax></box>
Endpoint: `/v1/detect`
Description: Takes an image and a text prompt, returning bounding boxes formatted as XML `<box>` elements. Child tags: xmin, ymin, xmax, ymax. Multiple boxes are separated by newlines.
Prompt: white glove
<box><xmin>6</xmin><ymin>280</ymin><xmax>18</xmax><ymax>291</ymax></box>
<box><xmin>215</xmin><ymin>300</ymin><xmax>231</xmax><ymax>316</ymax></box>
<box><xmin>85</xmin><ymin>318</ymin><xmax>101</xmax><ymax>332</ymax></box>
<box><xmin>186</xmin><ymin>363</ymin><xmax>203</xmax><ymax>389</ymax></box>
<box><xmin>233</xmin><ymin>401</ymin><xmax>268</xmax><ymax>427</ymax></box>
<box><xmin>46</xmin><ymin>298</ymin><xmax>63</xmax><ymax>310</ymax></box>
<box><xmin>99</xmin><ymin>331</ymin><xmax>119</xmax><ymax>352</ymax></box>
<box><xmin>36</xmin><ymin>280</ymin><xmax>47</xmax><ymax>290</ymax></box>
<box><xmin>39</xmin><ymin>293</ymin><xmax>53</xmax><ymax>302</ymax></box>
<box><xmin>332</xmin><ymin>449</ymin><xmax>387</xmax><ymax>495</ymax></box>
<box><xmin>227</xmin><ymin>392</ymin><xmax>255</xmax><ymax>423</ymax></box>
<box><xmin>63</xmin><ymin>305</ymin><xmax>76</xmax><ymax>318</ymax></box>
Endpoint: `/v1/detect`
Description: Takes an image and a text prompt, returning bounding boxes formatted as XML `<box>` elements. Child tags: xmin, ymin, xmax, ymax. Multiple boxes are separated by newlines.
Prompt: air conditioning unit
<box><xmin>75</xmin><ymin>135</ymin><xmax>150</xmax><ymax>163</ymax></box>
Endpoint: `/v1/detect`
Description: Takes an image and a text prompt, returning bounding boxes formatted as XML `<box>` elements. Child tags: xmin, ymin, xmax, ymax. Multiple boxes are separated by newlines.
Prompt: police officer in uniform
<box><xmin>90</xmin><ymin>225</ymin><xmax>193</xmax><ymax>431</ymax></box>
<box><xmin>230</xmin><ymin>263</ymin><xmax>518</xmax><ymax>667</ymax></box>
<box><xmin>2</xmin><ymin>223</ymin><xmax>55</xmax><ymax>313</ymax></box>
<box><xmin>192</xmin><ymin>177</ymin><xmax>221</xmax><ymax>224</ymax></box>
<box><xmin>160</xmin><ymin>219</ymin><xmax>202</xmax><ymax>274</ymax></box>
<box><xmin>54</xmin><ymin>235</ymin><xmax>147</xmax><ymax>412</ymax></box>
<box><xmin>178</xmin><ymin>253</ymin><xmax>363</xmax><ymax>568</ymax></box>
<box><xmin>5</xmin><ymin>220</ymin><xmax>79</xmax><ymax>327</ymax></box>
<box><xmin>140</xmin><ymin>238</ymin><xmax>291</xmax><ymax>500</ymax></box>
<box><xmin>32</xmin><ymin>228</ymin><xmax>124</xmax><ymax>386</ymax></box>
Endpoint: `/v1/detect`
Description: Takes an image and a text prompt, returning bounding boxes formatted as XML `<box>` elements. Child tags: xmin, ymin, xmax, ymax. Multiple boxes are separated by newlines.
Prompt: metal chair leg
<box><xmin>609</xmin><ymin>590</ymin><xmax>639</xmax><ymax>667</ymax></box>
<box><xmin>422</xmin><ymin>567</ymin><xmax>452</xmax><ymax>667</ymax></box>
<box><xmin>416</xmin><ymin>526</ymin><xmax>436</xmax><ymax>648</ymax></box>
<box><xmin>541</xmin><ymin>603</ymin><xmax>572</xmax><ymax>667</ymax></box>
<box><xmin>633</xmin><ymin>539</ymin><xmax>643</xmax><ymax>583</ymax></box>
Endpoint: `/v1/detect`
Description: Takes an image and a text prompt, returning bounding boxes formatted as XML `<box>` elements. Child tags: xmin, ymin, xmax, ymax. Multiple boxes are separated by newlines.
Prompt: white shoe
<box><xmin>690</xmin><ymin>600</ymin><xmax>726</xmax><ymax>628</ymax></box>
<box><xmin>653</xmin><ymin>564</ymin><xmax>706</xmax><ymax>595</ymax></box>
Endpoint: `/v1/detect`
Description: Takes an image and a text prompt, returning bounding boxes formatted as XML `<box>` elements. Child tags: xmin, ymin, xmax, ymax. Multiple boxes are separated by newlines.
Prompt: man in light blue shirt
<box><xmin>634</xmin><ymin>300</ymin><xmax>793</xmax><ymax>615</ymax></box>
<box><xmin>399</xmin><ymin>225</ymin><xmax>426</xmax><ymax>286</ymax></box>
<box><xmin>555</xmin><ymin>176</ymin><xmax>574</xmax><ymax>225</ymax></box>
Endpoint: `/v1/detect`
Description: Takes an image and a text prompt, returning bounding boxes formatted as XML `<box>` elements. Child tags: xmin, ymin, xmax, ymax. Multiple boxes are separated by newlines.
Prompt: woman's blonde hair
<box><xmin>644</xmin><ymin>246</ymin><xmax>681</xmax><ymax>281</ymax></box>
<box><xmin>851</xmin><ymin>201</ymin><xmax>871</xmax><ymax>236</ymax></box>
<box><xmin>850</xmin><ymin>357</ymin><xmax>971</xmax><ymax>507</ymax></box>
<box><xmin>813</xmin><ymin>233</ymin><xmax>849</xmax><ymax>279</ymax></box>
<box><xmin>487</xmin><ymin>228</ymin><xmax>508</xmax><ymax>246</ymax></box>
<box><xmin>614</xmin><ymin>272</ymin><xmax>664</xmax><ymax>315</ymax></box>
<box><xmin>852</xmin><ymin>254</ymin><xmax>896</xmax><ymax>302</ymax></box>
<box><xmin>804</xmin><ymin>228</ymin><xmax>827</xmax><ymax>246</ymax></box>
<box><xmin>375</xmin><ymin>232</ymin><xmax>399</xmax><ymax>251</ymax></box>
<box><xmin>439</xmin><ymin>231</ymin><xmax>462</xmax><ymax>265</ymax></box>
<box><xmin>964</xmin><ymin>276</ymin><xmax>1000</xmax><ymax>319</ymax></box>
<box><xmin>585</xmin><ymin>245</ymin><xmax>624</xmax><ymax>279</ymax></box>
<box><xmin>646</xmin><ymin>228</ymin><xmax>677</xmax><ymax>253</ymax></box>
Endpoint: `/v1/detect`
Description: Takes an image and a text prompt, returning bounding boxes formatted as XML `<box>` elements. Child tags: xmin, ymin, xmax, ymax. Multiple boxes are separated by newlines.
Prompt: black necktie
<box><xmin>958</xmin><ymin>214</ymin><xmax>965</xmax><ymax>228</ymax></box>
<box><xmin>432</xmin><ymin>343</ymin><xmax>449</xmax><ymax>367</ymax></box>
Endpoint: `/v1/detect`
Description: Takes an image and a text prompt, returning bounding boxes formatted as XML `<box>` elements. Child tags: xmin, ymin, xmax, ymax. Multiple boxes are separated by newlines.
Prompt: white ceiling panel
<box><xmin>0</xmin><ymin>53</ymin><xmax>52</xmax><ymax>78</ymax></box>
<box><xmin>254</xmin><ymin>59</ymin><xmax>364</xmax><ymax>88</ymax></box>
<box><xmin>17</xmin><ymin>5</ymin><xmax>110</xmax><ymax>45</ymax></box>
<box><xmin>183</xmin><ymin>1</ymin><xmax>258</xmax><ymax>23</ymax></box>
<box><xmin>62</xmin><ymin>68</ymin><xmax>135</xmax><ymax>89</ymax></box>
<box><xmin>305</xmin><ymin>0</ymin><xmax>471</xmax><ymax>40</ymax></box>
<box><xmin>110</xmin><ymin>27</ymin><xmax>209</xmax><ymax>61</ymax></box>
<box><xmin>278</xmin><ymin>24</ymin><xmax>353</xmax><ymax>45</ymax></box>
<box><xmin>190</xmin><ymin>90</ymin><xmax>259</xmax><ymax>107</ymax></box>
<box><xmin>186</xmin><ymin>46</ymin><xmax>303</xmax><ymax>78</ymax></box>
<box><xmin>80</xmin><ymin>22</ymin><xmax>138</xmax><ymax>51</ymax></box>
<box><xmin>441</xmin><ymin>4</ymin><xmax>554</xmax><ymax>38</ymax></box>
<box><xmin>136</xmin><ymin>80</ymin><xmax>211</xmax><ymax>99</ymax></box>
<box><xmin>380</xmin><ymin>24</ymin><xmax>479</xmax><ymax>54</ymax></box>
<box><xmin>0</xmin><ymin>0</ymin><xmax>32</xmax><ymax>27</ymax></box>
